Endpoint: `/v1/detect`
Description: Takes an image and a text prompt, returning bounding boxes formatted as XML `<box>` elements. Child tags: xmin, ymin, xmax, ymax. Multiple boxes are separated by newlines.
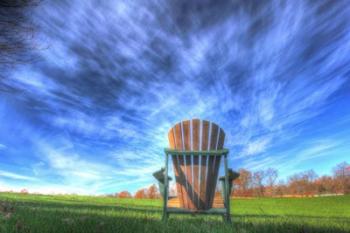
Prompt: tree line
<box><xmin>233</xmin><ymin>161</ymin><xmax>350</xmax><ymax>197</ymax></box>
<box><xmin>108</xmin><ymin>184</ymin><xmax>160</xmax><ymax>199</ymax></box>
<box><xmin>114</xmin><ymin>161</ymin><xmax>349</xmax><ymax>199</ymax></box>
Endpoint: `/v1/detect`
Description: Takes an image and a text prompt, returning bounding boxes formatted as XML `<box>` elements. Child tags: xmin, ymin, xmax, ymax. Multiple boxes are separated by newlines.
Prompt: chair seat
<box><xmin>168</xmin><ymin>193</ymin><xmax>224</xmax><ymax>209</ymax></box>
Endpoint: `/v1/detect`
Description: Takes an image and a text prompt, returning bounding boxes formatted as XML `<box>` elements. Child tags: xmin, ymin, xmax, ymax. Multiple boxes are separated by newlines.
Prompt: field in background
<box><xmin>0</xmin><ymin>193</ymin><xmax>349</xmax><ymax>233</ymax></box>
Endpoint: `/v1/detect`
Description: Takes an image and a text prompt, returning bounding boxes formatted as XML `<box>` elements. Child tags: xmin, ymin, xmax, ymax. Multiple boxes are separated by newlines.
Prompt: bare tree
<box><xmin>275</xmin><ymin>180</ymin><xmax>287</xmax><ymax>197</ymax></box>
<box><xmin>288</xmin><ymin>170</ymin><xmax>318</xmax><ymax>196</ymax></box>
<box><xmin>315</xmin><ymin>176</ymin><xmax>335</xmax><ymax>194</ymax></box>
<box><xmin>228</xmin><ymin>163</ymin><xmax>349</xmax><ymax>197</ymax></box>
<box><xmin>265</xmin><ymin>168</ymin><xmax>278</xmax><ymax>196</ymax></box>
<box><xmin>0</xmin><ymin>0</ymin><xmax>38</xmax><ymax>68</ymax></box>
<box><xmin>252</xmin><ymin>171</ymin><xmax>265</xmax><ymax>197</ymax></box>
<box><xmin>266</xmin><ymin>168</ymin><xmax>278</xmax><ymax>187</ymax></box>
<box><xmin>333</xmin><ymin>162</ymin><xmax>350</xmax><ymax>194</ymax></box>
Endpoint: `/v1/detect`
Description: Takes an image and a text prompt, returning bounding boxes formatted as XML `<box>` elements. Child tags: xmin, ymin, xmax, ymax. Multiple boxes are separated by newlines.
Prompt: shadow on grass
<box><xmin>2</xmin><ymin>200</ymin><xmax>350</xmax><ymax>233</ymax></box>
<box><xmin>10</xmin><ymin>200</ymin><xmax>162</xmax><ymax>214</ymax></box>
<box><xmin>11</xmin><ymin>200</ymin><xmax>350</xmax><ymax>221</ymax></box>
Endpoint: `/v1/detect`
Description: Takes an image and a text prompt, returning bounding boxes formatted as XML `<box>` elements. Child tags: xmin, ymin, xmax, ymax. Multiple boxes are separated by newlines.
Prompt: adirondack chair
<box><xmin>153</xmin><ymin>119</ymin><xmax>238</xmax><ymax>222</ymax></box>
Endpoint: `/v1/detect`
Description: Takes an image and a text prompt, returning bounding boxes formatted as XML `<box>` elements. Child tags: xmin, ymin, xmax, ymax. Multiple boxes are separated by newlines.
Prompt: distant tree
<box><xmin>333</xmin><ymin>162</ymin><xmax>350</xmax><ymax>194</ymax></box>
<box><xmin>134</xmin><ymin>188</ymin><xmax>148</xmax><ymax>199</ymax></box>
<box><xmin>265</xmin><ymin>168</ymin><xmax>278</xmax><ymax>196</ymax></box>
<box><xmin>233</xmin><ymin>169</ymin><xmax>252</xmax><ymax>197</ymax></box>
<box><xmin>147</xmin><ymin>184</ymin><xmax>159</xmax><ymax>199</ymax></box>
<box><xmin>106</xmin><ymin>193</ymin><xmax>118</xmax><ymax>197</ymax></box>
<box><xmin>118</xmin><ymin>191</ymin><xmax>131</xmax><ymax>198</ymax></box>
<box><xmin>306</xmin><ymin>170</ymin><xmax>318</xmax><ymax>182</ymax></box>
<box><xmin>315</xmin><ymin>176</ymin><xmax>335</xmax><ymax>194</ymax></box>
<box><xmin>228</xmin><ymin>163</ymin><xmax>350</xmax><ymax>197</ymax></box>
<box><xmin>288</xmin><ymin>170</ymin><xmax>318</xmax><ymax>196</ymax></box>
<box><xmin>252</xmin><ymin>171</ymin><xmax>265</xmax><ymax>197</ymax></box>
<box><xmin>275</xmin><ymin>180</ymin><xmax>287</xmax><ymax>197</ymax></box>
<box><xmin>20</xmin><ymin>189</ymin><xmax>28</xmax><ymax>194</ymax></box>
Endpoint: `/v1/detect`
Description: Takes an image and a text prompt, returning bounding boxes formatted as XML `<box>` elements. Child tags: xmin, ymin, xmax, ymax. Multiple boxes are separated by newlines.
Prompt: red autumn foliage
<box><xmin>134</xmin><ymin>189</ymin><xmax>148</xmax><ymax>199</ymax></box>
<box><xmin>231</xmin><ymin>162</ymin><xmax>350</xmax><ymax>197</ymax></box>
<box><xmin>118</xmin><ymin>191</ymin><xmax>131</xmax><ymax>198</ymax></box>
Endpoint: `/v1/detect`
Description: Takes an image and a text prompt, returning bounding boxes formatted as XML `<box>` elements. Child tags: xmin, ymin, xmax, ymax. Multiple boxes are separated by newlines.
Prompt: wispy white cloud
<box><xmin>39</xmin><ymin>142</ymin><xmax>112</xmax><ymax>181</ymax></box>
<box><xmin>242</xmin><ymin>137</ymin><xmax>272</xmax><ymax>156</ymax></box>
<box><xmin>0</xmin><ymin>170</ymin><xmax>37</xmax><ymax>181</ymax></box>
<box><xmin>241</xmin><ymin>138</ymin><xmax>344</xmax><ymax>178</ymax></box>
<box><xmin>6</xmin><ymin>68</ymin><xmax>59</xmax><ymax>98</ymax></box>
<box><xmin>32</xmin><ymin>137</ymin><xmax>165</xmax><ymax>194</ymax></box>
<box><xmin>0</xmin><ymin>0</ymin><xmax>349</xmax><ymax>194</ymax></box>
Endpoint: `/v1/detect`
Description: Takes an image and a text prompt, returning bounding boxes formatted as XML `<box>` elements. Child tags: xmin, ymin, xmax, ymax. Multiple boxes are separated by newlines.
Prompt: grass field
<box><xmin>0</xmin><ymin>193</ymin><xmax>349</xmax><ymax>233</ymax></box>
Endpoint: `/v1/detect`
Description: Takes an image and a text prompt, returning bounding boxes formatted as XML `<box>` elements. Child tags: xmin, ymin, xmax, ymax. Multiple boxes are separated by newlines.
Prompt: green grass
<box><xmin>0</xmin><ymin>193</ymin><xmax>349</xmax><ymax>233</ymax></box>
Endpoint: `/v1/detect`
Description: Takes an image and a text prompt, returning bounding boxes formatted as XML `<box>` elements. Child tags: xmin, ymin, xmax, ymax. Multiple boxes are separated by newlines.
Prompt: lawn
<box><xmin>0</xmin><ymin>193</ymin><xmax>349</xmax><ymax>233</ymax></box>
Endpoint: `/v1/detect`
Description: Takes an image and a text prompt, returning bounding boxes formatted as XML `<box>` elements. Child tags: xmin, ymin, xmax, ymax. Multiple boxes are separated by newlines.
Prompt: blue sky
<box><xmin>0</xmin><ymin>0</ymin><xmax>350</xmax><ymax>195</ymax></box>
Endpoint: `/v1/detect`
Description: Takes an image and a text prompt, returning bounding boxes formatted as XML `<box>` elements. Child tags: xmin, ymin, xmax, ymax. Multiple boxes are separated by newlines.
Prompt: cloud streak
<box><xmin>0</xmin><ymin>0</ymin><xmax>349</xmax><ymax>193</ymax></box>
<box><xmin>0</xmin><ymin>170</ymin><xmax>36</xmax><ymax>181</ymax></box>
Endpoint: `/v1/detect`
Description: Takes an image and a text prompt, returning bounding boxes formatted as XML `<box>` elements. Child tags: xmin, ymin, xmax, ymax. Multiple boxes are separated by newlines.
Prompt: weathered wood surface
<box><xmin>167</xmin><ymin>193</ymin><xmax>224</xmax><ymax>209</ymax></box>
<box><xmin>168</xmin><ymin>119</ymin><xmax>225</xmax><ymax>210</ymax></box>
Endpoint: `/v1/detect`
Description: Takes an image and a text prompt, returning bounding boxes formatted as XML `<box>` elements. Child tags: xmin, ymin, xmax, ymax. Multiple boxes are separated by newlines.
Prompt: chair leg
<box><xmin>162</xmin><ymin>154</ymin><xmax>169</xmax><ymax>223</ymax></box>
<box><xmin>222</xmin><ymin>213</ymin><xmax>231</xmax><ymax>223</ymax></box>
<box><xmin>224</xmin><ymin>196</ymin><xmax>232</xmax><ymax>223</ymax></box>
<box><xmin>226</xmin><ymin>213</ymin><xmax>232</xmax><ymax>223</ymax></box>
<box><xmin>223</xmin><ymin>155</ymin><xmax>232</xmax><ymax>224</ymax></box>
<box><xmin>162</xmin><ymin>210</ymin><xmax>169</xmax><ymax>222</ymax></box>
<box><xmin>221</xmin><ymin>214</ymin><xmax>226</xmax><ymax>222</ymax></box>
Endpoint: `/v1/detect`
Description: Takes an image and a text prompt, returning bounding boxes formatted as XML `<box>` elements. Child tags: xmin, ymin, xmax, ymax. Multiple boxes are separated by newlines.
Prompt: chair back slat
<box><xmin>210</xmin><ymin>123</ymin><xmax>219</xmax><ymax>149</ymax></box>
<box><xmin>168</xmin><ymin>128</ymin><xmax>185</xmax><ymax>208</ymax></box>
<box><xmin>205</xmin><ymin>123</ymin><xmax>219</xmax><ymax>208</ymax></box>
<box><xmin>191</xmin><ymin>119</ymin><xmax>200</xmax><ymax>208</ymax></box>
<box><xmin>168</xmin><ymin>119</ymin><xmax>225</xmax><ymax>210</ymax></box>
<box><xmin>183</xmin><ymin>120</ymin><xmax>191</xmax><ymax>150</ymax></box>
<box><xmin>182</xmin><ymin>120</ymin><xmax>195</xmax><ymax>209</ymax></box>
<box><xmin>210</xmin><ymin>128</ymin><xmax>225</xmax><ymax>207</ymax></box>
<box><xmin>178</xmin><ymin>155</ymin><xmax>188</xmax><ymax>208</ymax></box>
<box><xmin>168</xmin><ymin>128</ymin><xmax>175</xmax><ymax>148</ymax></box>
<box><xmin>201</xmin><ymin>120</ymin><xmax>210</xmax><ymax>150</ymax></box>
<box><xmin>218</xmin><ymin>130</ymin><xmax>225</xmax><ymax>149</ymax></box>
<box><xmin>199</xmin><ymin>120</ymin><xmax>210</xmax><ymax>209</ymax></box>
<box><xmin>192</xmin><ymin>119</ymin><xmax>200</xmax><ymax>150</ymax></box>
<box><xmin>174</xmin><ymin>123</ymin><xmax>183</xmax><ymax>150</ymax></box>
<box><xmin>176</xmin><ymin>123</ymin><xmax>190</xmax><ymax>208</ymax></box>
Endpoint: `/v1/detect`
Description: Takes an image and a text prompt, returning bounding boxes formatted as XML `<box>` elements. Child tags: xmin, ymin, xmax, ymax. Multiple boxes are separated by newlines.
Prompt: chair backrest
<box><xmin>168</xmin><ymin>119</ymin><xmax>225</xmax><ymax>210</ymax></box>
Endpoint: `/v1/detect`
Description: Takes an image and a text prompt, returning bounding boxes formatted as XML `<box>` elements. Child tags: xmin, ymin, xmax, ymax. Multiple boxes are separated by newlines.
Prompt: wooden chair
<box><xmin>153</xmin><ymin>119</ymin><xmax>238</xmax><ymax>222</ymax></box>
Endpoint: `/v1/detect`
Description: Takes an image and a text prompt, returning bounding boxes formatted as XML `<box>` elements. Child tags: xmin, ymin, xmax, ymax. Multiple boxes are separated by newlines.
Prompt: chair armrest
<box><xmin>152</xmin><ymin>168</ymin><xmax>172</xmax><ymax>184</ymax></box>
<box><xmin>219</xmin><ymin>169</ymin><xmax>240</xmax><ymax>183</ymax></box>
<box><xmin>153</xmin><ymin>168</ymin><xmax>172</xmax><ymax>199</ymax></box>
<box><xmin>219</xmin><ymin>169</ymin><xmax>240</xmax><ymax>196</ymax></box>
